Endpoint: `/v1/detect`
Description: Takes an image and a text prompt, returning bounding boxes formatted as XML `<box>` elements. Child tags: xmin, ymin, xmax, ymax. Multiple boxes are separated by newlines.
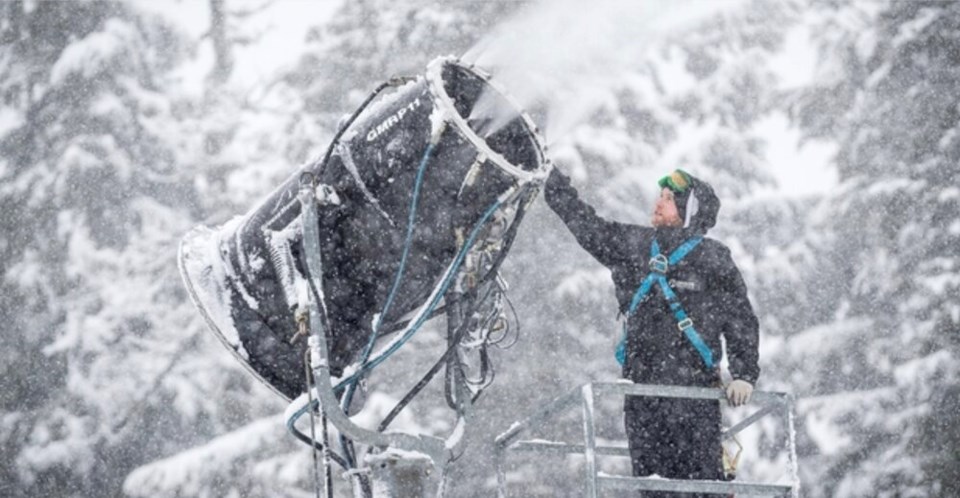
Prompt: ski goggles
<box><xmin>657</xmin><ymin>169</ymin><xmax>692</xmax><ymax>193</ymax></box>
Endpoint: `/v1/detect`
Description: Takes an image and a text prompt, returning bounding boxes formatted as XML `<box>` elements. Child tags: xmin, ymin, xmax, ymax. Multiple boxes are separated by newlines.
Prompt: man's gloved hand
<box><xmin>726</xmin><ymin>379</ymin><xmax>754</xmax><ymax>407</ymax></box>
<box><xmin>544</xmin><ymin>167</ymin><xmax>572</xmax><ymax>209</ymax></box>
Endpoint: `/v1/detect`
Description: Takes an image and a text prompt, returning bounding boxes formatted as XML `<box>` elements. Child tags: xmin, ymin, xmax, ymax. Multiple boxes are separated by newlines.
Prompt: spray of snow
<box><xmin>463</xmin><ymin>0</ymin><xmax>747</xmax><ymax>145</ymax></box>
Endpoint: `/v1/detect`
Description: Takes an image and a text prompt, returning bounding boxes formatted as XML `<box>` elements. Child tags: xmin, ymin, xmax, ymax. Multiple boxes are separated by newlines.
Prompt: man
<box><xmin>544</xmin><ymin>167</ymin><xmax>759</xmax><ymax>494</ymax></box>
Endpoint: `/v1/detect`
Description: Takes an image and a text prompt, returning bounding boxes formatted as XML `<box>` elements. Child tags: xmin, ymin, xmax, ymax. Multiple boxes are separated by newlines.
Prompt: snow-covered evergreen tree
<box><xmin>779</xmin><ymin>1</ymin><xmax>960</xmax><ymax>495</ymax></box>
<box><xmin>0</xmin><ymin>2</ymin><xmax>249</xmax><ymax>495</ymax></box>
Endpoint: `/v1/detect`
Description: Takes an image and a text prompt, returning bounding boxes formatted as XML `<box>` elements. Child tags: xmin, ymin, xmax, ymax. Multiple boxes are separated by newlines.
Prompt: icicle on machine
<box><xmin>178</xmin><ymin>56</ymin><xmax>550</xmax><ymax>497</ymax></box>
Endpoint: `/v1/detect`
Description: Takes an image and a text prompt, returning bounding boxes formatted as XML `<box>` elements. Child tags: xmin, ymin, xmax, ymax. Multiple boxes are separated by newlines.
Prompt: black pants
<box><xmin>624</xmin><ymin>394</ymin><xmax>723</xmax><ymax>498</ymax></box>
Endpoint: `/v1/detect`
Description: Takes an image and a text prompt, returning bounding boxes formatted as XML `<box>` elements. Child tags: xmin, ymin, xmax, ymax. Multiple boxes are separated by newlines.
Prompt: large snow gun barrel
<box><xmin>179</xmin><ymin>57</ymin><xmax>549</xmax><ymax>401</ymax></box>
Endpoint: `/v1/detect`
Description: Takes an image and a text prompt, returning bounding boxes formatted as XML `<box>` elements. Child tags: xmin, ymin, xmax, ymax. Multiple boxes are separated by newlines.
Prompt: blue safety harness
<box><xmin>615</xmin><ymin>237</ymin><xmax>715</xmax><ymax>369</ymax></box>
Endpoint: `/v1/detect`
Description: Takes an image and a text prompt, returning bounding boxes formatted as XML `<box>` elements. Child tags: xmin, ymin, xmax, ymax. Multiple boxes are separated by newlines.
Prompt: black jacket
<box><xmin>545</xmin><ymin>169</ymin><xmax>760</xmax><ymax>385</ymax></box>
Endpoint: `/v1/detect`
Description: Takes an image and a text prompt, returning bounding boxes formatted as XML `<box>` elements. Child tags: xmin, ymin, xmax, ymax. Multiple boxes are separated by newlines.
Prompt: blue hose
<box><xmin>288</xmin><ymin>139</ymin><xmax>513</xmax><ymax>462</ymax></box>
<box><xmin>340</xmin><ymin>142</ymin><xmax>435</xmax><ymax>465</ymax></box>
<box><xmin>334</xmin><ymin>196</ymin><xmax>504</xmax><ymax>391</ymax></box>
<box><xmin>287</xmin><ymin>196</ymin><xmax>508</xmax><ymax>450</ymax></box>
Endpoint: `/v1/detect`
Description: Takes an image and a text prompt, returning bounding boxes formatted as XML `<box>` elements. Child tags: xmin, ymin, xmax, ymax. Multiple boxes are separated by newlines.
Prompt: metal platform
<box><xmin>494</xmin><ymin>382</ymin><xmax>799</xmax><ymax>497</ymax></box>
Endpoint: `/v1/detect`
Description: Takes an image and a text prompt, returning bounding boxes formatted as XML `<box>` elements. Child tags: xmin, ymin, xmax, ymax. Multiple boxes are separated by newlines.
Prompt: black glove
<box><xmin>545</xmin><ymin>166</ymin><xmax>570</xmax><ymax>196</ymax></box>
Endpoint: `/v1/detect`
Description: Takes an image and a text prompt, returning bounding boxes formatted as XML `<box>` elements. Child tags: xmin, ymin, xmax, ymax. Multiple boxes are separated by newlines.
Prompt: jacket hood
<box><xmin>681</xmin><ymin>174</ymin><xmax>720</xmax><ymax>235</ymax></box>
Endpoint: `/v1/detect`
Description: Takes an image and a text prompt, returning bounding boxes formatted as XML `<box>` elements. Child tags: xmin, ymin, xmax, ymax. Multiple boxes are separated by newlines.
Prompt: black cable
<box><xmin>377</xmin><ymin>334</ymin><xmax>461</xmax><ymax>433</ymax></box>
<box><xmin>374</xmin><ymin>190</ymin><xmax>531</xmax><ymax>416</ymax></box>
<box><xmin>494</xmin><ymin>290</ymin><xmax>521</xmax><ymax>350</ymax></box>
<box><xmin>308</xmin><ymin>77</ymin><xmax>415</xmax><ymax>181</ymax></box>
<box><xmin>313</xmin><ymin>188</ymin><xmax>532</xmax><ymax>454</ymax></box>
<box><xmin>474</xmin><ymin>189</ymin><xmax>532</xmax><ymax>286</ymax></box>
<box><xmin>288</xmin><ymin>417</ymin><xmax>350</xmax><ymax>470</ymax></box>
<box><xmin>376</xmin><ymin>283</ymin><xmax>491</xmax><ymax>432</ymax></box>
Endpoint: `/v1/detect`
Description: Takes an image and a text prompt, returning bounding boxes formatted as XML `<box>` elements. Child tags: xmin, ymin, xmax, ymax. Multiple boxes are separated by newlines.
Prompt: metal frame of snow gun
<box><xmin>494</xmin><ymin>382</ymin><xmax>800</xmax><ymax>498</ymax></box>
<box><xmin>290</xmin><ymin>177</ymin><xmax>448</xmax><ymax>466</ymax></box>
<box><xmin>288</xmin><ymin>171</ymin><xmax>538</xmax><ymax>486</ymax></box>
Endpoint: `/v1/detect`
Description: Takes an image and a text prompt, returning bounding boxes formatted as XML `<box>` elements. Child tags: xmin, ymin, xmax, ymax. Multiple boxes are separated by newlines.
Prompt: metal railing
<box><xmin>494</xmin><ymin>382</ymin><xmax>799</xmax><ymax>497</ymax></box>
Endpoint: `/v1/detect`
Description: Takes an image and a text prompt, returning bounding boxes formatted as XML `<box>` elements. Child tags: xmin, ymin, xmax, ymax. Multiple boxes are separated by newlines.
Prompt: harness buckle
<box><xmin>649</xmin><ymin>254</ymin><xmax>668</xmax><ymax>274</ymax></box>
<box><xmin>678</xmin><ymin>318</ymin><xmax>694</xmax><ymax>331</ymax></box>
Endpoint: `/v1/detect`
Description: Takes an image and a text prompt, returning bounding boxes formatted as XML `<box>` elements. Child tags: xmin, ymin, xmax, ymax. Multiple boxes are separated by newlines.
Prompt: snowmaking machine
<box><xmin>178</xmin><ymin>56</ymin><xmax>549</xmax><ymax>496</ymax></box>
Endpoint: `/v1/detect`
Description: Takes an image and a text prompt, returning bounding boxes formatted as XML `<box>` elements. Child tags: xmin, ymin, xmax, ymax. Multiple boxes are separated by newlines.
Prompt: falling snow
<box><xmin>1</xmin><ymin>1</ymin><xmax>958</xmax><ymax>497</ymax></box>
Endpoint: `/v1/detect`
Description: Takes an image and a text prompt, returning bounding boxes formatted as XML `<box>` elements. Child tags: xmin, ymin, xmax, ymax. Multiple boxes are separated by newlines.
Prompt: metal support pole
<box><xmin>723</xmin><ymin>403</ymin><xmax>777</xmax><ymax>440</ymax></box>
<box><xmin>785</xmin><ymin>394</ymin><xmax>800</xmax><ymax>498</ymax></box>
<box><xmin>495</xmin><ymin>446</ymin><xmax>507</xmax><ymax>498</ymax></box>
<box><xmin>297</xmin><ymin>179</ymin><xmax>449</xmax><ymax>470</ymax></box>
<box><xmin>580</xmin><ymin>384</ymin><xmax>598</xmax><ymax>498</ymax></box>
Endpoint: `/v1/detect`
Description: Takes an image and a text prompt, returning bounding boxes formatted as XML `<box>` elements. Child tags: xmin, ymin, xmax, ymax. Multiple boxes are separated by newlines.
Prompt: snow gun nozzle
<box><xmin>427</xmin><ymin>57</ymin><xmax>548</xmax><ymax>182</ymax></box>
